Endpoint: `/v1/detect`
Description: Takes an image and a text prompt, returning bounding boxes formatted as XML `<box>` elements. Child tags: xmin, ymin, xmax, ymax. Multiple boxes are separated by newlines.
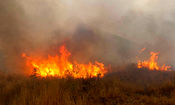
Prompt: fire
<box><xmin>137</xmin><ymin>52</ymin><xmax>171</xmax><ymax>71</ymax></box>
<box><xmin>22</xmin><ymin>45</ymin><xmax>108</xmax><ymax>78</ymax></box>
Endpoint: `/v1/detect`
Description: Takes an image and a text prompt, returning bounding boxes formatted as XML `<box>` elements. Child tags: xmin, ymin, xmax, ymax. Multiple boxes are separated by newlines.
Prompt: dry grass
<box><xmin>0</xmin><ymin>66</ymin><xmax>175</xmax><ymax>105</ymax></box>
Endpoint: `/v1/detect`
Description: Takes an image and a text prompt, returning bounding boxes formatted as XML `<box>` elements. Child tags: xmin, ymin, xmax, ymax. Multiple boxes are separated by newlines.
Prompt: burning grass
<box><xmin>137</xmin><ymin>51</ymin><xmax>172</xmax><ymax>71</ymax></box>
<box><xmin>22</xmin><ymin>45</ymin><xmax>108</xmax><ymax>78</ymax></box>
<box><xmin>0</xmin><ymin>65</ymin><xmax>175</xmax><ymax>105</ymax></box>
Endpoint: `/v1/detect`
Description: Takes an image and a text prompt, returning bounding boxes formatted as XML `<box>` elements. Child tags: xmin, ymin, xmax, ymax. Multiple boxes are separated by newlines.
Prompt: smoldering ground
<box><xmin>0</xmin><ymin>0</ymin><xmax>175</xmax><ymax>74</ymax></box>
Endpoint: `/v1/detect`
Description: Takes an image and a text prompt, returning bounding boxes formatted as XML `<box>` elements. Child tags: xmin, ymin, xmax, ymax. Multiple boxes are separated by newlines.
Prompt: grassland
<box><xmin>0</xmin><ymin>64</ymin><xmax>175</xmax><ymax>105</ymax></box>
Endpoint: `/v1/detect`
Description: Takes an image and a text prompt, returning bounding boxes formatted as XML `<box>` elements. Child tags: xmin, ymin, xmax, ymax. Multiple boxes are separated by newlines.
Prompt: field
<box><xmin>0</xmin><ymin>64</ymin><xmax>175</xmax><ymax>105</ymax></box>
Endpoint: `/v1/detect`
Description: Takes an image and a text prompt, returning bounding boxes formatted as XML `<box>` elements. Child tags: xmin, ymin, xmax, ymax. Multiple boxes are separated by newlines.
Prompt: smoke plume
<box><xmin>0</xmin><ymin>0</ymin><xmax>175</xmax><ymax>73</ymax></box>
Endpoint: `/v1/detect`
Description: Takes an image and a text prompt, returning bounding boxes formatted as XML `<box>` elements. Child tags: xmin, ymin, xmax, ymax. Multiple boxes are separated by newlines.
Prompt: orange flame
<box><xmin>137</xmin><ymin>52</ymin><xmax>171</xmax><ymax>71</ymax></box>
<box><xmin>22</xmin><ymin>45</ymin><xmax>107</xmax><ymax>78</ymax></box>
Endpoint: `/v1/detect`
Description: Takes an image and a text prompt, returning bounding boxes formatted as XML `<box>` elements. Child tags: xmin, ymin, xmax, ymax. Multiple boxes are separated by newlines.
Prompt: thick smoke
<box><xmin>0</xmin><ymin>0</ymin><xmax>175</xmax><ymax>74</ymax></box>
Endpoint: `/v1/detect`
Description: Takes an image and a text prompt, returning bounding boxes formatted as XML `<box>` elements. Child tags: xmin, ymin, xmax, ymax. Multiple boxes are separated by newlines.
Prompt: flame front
<box><xmin>137</xmin><ymin>52</ymin><xmax>171</xmax><ymax>71</ymax></box>
<box><xmin>22</xmin><ymin>45</ymin><xmax>107</xmax><ymax>78</ymax></box>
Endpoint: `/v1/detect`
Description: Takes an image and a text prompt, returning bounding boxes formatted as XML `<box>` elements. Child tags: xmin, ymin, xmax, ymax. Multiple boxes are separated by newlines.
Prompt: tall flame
<box><xmin>137</xmin><ymin>52</ymin><xmax>171</xmax><ymax>71</ymax></box>
<box><xmin>22</xmin><ymin>45</ymin><xmax>107</xmax><ymax>78</ymax></box>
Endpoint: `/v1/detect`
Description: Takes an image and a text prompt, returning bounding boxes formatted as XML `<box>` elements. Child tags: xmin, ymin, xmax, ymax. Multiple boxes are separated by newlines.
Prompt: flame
<box><xmin>22</xmin><ymin>45</ymin><xmax>107</xmax><ymax>78</ymax></box>
<box><xmin>137</xmin><ymin>52</ymin><xmax>171</xmax><ymax>71</ymax></box>
<box><xmin>139</xmin><ymin>48</ymin><xmax>146</xmax><ymax>54</ymax></box>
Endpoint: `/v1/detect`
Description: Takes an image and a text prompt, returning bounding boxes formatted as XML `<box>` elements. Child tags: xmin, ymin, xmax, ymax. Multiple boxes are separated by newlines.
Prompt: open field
<box><xmin>0</xmin><ymin>65</ymin><xmax>175</xmax><ymax>105</ymax></box>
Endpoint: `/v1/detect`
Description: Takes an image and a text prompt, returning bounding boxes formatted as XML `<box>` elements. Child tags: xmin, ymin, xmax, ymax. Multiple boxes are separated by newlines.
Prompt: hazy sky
<box><xmin>16</xmin><ymin>0</ymin><xmax>175</xmax><ymax>43</ymax></box>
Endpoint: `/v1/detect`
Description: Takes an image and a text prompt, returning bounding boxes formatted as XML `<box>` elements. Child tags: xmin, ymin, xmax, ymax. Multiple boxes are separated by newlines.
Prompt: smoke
<box><xmin>0</xmin><ymin>0</ymin><xmax>175</xmax><ymax>73</ymax></box>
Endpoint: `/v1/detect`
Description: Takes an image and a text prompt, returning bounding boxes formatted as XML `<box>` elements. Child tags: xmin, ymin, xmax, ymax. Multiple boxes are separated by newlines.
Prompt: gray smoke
<box><xmin>0</xmin><ymin>0</ymin><xmax>175</xmax><ymax>74</ymax></box>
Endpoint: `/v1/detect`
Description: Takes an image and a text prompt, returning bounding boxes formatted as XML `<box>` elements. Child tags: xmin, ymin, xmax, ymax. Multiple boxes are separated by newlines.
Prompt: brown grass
<box><xmin>0</xmin><ymin>66</ymin><xmax>175</xmax><ymax>105</ymax></box>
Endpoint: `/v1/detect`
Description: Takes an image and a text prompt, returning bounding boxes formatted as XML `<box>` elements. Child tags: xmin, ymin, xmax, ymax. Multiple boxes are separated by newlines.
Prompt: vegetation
<box><xmin>0</xmin><ymin>65</ymin><xmax>175</xmax><ymax>105</ymax></box>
